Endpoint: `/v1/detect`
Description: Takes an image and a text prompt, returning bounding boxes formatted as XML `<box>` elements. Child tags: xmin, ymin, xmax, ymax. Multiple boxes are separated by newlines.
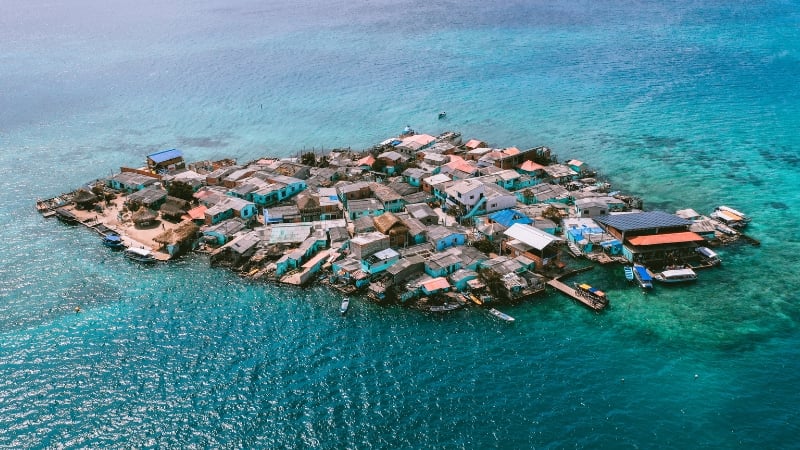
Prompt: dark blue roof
<box><xmin>147</xmin><ymin>148</ymin><xmax>183</xmax><ymax>163</ymax></box>
<box><xmin>594</xmin><ymin>211</ymin><xmax>690</xmax><ymax>232</ymax></box>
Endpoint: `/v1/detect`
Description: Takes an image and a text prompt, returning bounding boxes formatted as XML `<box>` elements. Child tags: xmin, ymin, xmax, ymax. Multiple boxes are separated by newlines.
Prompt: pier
<box><xmin>546</xmin><ymin>279</ymin><xmax>607</xmax><ymax>311</ymax></box>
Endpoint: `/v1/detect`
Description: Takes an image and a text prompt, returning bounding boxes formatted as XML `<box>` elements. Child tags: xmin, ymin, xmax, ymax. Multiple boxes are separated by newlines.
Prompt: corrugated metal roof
<box><xmin>422</xmin><ymin>277</ymin><xmax>450</xmax><ymax>291</ymax></box>
<box><xmin>627</xmin><ymin>231</ymin><xmax>704</xmax><ymax>246</ymax></box>
<box><xmin>503</xmin><ymin>223</ymin><xmax>561</xmax><ymax>251</ymax></box>
<box><xmin>147</xmin><ymin>148</ymin><xmax>183</xmax><ymax>163</ymax></box>
<box><xmin>595</xmin><ymin>211</ymin><xmax>691</xmax><ymax>232</ymax></box>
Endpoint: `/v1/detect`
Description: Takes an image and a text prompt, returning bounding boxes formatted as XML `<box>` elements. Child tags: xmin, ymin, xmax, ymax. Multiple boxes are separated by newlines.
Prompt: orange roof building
<box><xmin>627</xmin><ymin>232</ymin><xmax>705</xmax><ymax>247</ymax></box>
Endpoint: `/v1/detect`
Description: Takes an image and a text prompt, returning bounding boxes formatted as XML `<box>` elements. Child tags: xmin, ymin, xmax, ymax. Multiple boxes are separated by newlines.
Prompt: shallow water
<box><xmin>1</xmin><ymin>0</ymin><xmax>799</xmax><ymax>448</ymax></box>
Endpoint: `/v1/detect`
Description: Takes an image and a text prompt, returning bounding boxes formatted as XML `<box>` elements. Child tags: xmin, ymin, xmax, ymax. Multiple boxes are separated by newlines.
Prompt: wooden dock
<box><xmin>547</xmin><ymin>279</ymin><xmax>607</xmax><ymax>311</ymax></box>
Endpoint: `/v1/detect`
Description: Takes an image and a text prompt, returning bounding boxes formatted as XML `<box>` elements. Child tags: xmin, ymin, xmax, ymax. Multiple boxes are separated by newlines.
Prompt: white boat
<box><xmin>124</xmin><ymin>247</ymin><xmax>156</xmax><ymax>263</ymax></box>
<box><xmin>717</xmin><ymin>206</ymin><xmax>750</xmax><ymax>223</ymax></box>
<box><xmin>340</xmin><ymin>297</ymin><xmax>350</xmax><ymax>315</ymax></box>
<box><xmin>488</xmin><ymin>308</ymin><xmax>515</xmax><ymax>322</ymax></box>
<box><xmin>696</xmin><ymin>246</ymin><xmax>721</xmax><ymax>265</ymax></box>
<box><xmin>711</xmin><ymin>206</ymin><xmax>750</xmax><ymax>229</ymax></box>
<box><xmin>654</xmin><ymin>268</ymin><xmax>697</xmax><ymax>283</ymax></box>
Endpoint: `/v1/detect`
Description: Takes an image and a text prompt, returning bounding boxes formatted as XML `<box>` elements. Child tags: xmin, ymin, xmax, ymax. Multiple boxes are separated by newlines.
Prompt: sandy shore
<box><xmin>65</xmin><ymin>195</ymin><xmax>184</xmax><ymax>261</ymax></box>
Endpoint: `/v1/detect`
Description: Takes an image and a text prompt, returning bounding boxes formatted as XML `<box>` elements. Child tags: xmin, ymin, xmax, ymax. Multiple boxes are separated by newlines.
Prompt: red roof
<box><xmin>503</xmin><ymin>147</ymin><xmax>520</xmax><ymax>156</ymax></box>
<box><xmin>518</xmin><ymin>160</ymin><xmax>544</xmax><ymax>172</ymax></box>
<box><xmin>185</xmin><ymin>205</ymin><xmax>208</xmax><ymax>220</ymax></box>
<box><xmin>628</xmin><ymin>232</ymin><xmax>705</xmax><ymax>246</ymax></box>
<box><xmin>356</xmin><ymin>155</ymin><xmax>375</xmax><ymax>167</ymax></box>
<box><xmin>422</xmin><ymin>277</ymin><xmax>450</xmax><ymax>292</ymax></box>
<box><xmin>465</xmin><ymin>139</ymin><xmax>485</xmax><ymax>149</ymax></box>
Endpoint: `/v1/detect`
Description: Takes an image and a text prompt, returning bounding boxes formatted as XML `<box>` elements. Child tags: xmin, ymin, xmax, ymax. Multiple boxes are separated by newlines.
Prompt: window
<box><xmin>470</xmin><ymin>195</ymin><xmax>474</xmax><ymax>200</ymax></box>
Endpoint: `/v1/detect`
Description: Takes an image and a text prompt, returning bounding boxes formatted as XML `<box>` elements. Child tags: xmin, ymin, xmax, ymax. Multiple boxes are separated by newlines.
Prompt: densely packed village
<box><xmin>39</xmin><ymin>129</ymin><xmax>755</xmax><ymax>312</ymax></box>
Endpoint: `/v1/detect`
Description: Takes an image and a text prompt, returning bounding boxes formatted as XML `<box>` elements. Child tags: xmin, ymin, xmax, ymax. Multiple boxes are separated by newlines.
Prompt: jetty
<box><xmin>36</xmin><ymin>128</ymin><xmax>755</xmax><ymax>315</ymax></box>
<box><xmin>546</xmin><ymin>279</ymin><xmax>607</xmax><ymax>311</ymax></box>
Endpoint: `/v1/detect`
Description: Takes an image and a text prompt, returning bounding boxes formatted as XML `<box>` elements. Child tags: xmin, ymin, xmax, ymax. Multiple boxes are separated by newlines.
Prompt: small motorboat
<box><xmin>488</xmin><ymin>308</ymin><xmax>515</xmax><ymax>322</ymax></box>
<box><xmin>124</xmin><ymin>247</ymin><xmax>156</xmax><ymax>263</ymax></box>
<box><xmin>623</xmin><ymin>265</ymin><xmax>635</xmax><ymax>282</ymax></box>
<box><xmin>340</xmin><ymin>297</ymin><xmax>350</xmax><ymax>315</ymax></box>
<box><xmin>653</xmin><ymin>268</ymin><xmax>697</xmax><ymax>284</ymax></box>
<box><xmin>633</xmin><ymin>264</ymin><xmax>653</xmax><ymax>289</ymax></box>
<box><xmin>102</xmin><ymin>234</ymin><xmax>125</xmax><ymax>250</ymax></box>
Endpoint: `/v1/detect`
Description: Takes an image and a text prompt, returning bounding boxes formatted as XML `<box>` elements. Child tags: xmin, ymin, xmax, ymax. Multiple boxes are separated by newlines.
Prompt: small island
<box><xmin>37</xmin><ymin>129</ymin><xmax>757</xmax><ymax>315</ymax></box>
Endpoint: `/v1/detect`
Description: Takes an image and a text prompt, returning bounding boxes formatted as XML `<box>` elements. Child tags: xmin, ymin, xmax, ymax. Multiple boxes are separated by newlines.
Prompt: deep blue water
<box><xmin>1</xmin><ymin>0</ymin><xmax>799</xmax><ymax>448</ymax></box>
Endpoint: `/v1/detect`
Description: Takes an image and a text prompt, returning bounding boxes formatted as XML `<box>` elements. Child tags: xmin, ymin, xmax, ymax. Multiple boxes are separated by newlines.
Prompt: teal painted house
<box><xmin>107</xmin><ymin>172</ymin><xmax>158</xmax><ymax>193</ymax></box>
<box><xmin>450</xmin><ymin>269</ymin><xmax>478</xmax><ymax>292</ymax></box>
<box><xmin>361</xmin><ymin>248</ymin><xmax>400</xmax><ymax>275</ymax></box>
<box><xmin>427</xmin><ymin>226</ymin><xmax>467</xmax><ymax>252</ymax></box>
<box><xmin>204</xmin><ymin>197</ymin><xmax>257</xmax><ymax>225</ymax></box>
<box><xmin>421</xmin><ymin>277</ymin><xmax>450</xmax><ymax>296</ymax></box>
<box><xmin>201</xmin><ymin>218</ymin><xmax>246</xmax><ymax>246</ymax></box>
<box><xmin>402</xmin><ymin>168</ymin><xmax>428</xmax><ymax>188</ymax></box>
<box><xmin>424</xmin><ymin>250</ymin><xmax>462</xmax><ymax>278</ymax></box>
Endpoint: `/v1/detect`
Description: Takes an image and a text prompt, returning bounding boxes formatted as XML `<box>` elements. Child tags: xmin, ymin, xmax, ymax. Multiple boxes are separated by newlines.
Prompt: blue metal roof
<box><xmin>594</xmin><ymin>211</ymin><xmax>690</xmax><ymax>232</ymax></box>
<box><xmin>489</xmin><ymin>209</ymin><xmax>532</xmax><ymax>228</ymax></box>
<box><xmin>147</xmin><ymin>148</ymin><xmax>183</xmax><ymax>163</ymax></box>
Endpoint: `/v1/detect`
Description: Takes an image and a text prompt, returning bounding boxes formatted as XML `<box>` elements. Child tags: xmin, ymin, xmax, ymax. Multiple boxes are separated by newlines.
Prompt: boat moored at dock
<box><xmin>653</xmin><ymin>268</ymin><xmax>697</xmax><ymax>283</ymax></box>
<box><xmin>124</xmin><ymin>247</ymin><xmax>156</xmax><ymax>263</ymax></box>
<box><xmin>573</xmin><ymin>283</ymin><xmax>609</xmax><ymax>308</ymax></box>
<box><xmin>623</xmin><ymin>266</ymin><xmax>635</xmax><ymax>282</ymax></box>
<box><xmin>102</xmin><ymin>234</ymin><xmax>126</xmax><ymax>250</ymax></box>
<box><xmin>633</xmin><ymin>264</ymin><xmax>653</xmax><ymax>289</ymax></box>
<box><xmin>711</xmin><ymin>206</ymin><xmax>750</xmax><ymax>229</ymax></box>
<box><xmin>696</xmin><ymin>247</ymin><xmax>721</xmax><ymax>266</ymax></box>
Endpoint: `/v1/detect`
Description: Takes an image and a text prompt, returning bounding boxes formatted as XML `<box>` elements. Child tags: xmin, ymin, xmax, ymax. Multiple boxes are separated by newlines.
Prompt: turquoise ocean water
<box><xmin>1</xmin><ymin>0</ymin><xmax>799</xmax><ymax>447</ymax></box>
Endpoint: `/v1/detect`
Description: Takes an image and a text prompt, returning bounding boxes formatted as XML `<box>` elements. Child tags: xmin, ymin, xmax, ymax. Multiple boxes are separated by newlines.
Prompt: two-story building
<box><xmin>204</xmin><ymin>197</ymin><xmax>258</xmax><ymax>225</ymax></box>
<box><xmin>502</xmin><ymin>223</ymin><xmax>562</xmax><ymax>271</ymax></box>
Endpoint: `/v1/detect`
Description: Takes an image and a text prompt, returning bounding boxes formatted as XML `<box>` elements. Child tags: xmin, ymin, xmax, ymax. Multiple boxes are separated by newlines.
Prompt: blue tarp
<box><xmin>147</xmin><ymin>148</ymin><xmax>183</xmax><ymax>163</ymax></box>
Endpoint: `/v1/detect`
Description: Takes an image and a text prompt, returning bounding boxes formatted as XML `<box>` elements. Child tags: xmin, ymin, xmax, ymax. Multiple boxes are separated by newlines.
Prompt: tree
<box><xmin>542</xmin><ymin>205</ymin><xmax>562</xmax><ymax>222</ymax></box>
<box><xmin>300</xmin><ymin>152</ymin><xmax>317</xmax><ymax>167</ymax></box>
<box><xmin>371</xmin><ymin>158</ymin><xmax>387</xmax><ymax>173</ymax></box>
<box><xmin>167</xmin><ymin>181</ymin><xmax>195</xmax><ymax>202</ymax></box>
<box><xmin>472</xmin><ymin>238</ymin><xmax>496</xmax><ymax>254</ymax></box>
<box><xmin>521</xmin><ymin>189</ymin><xmax>535</xmax><ymax>204</ymax></box>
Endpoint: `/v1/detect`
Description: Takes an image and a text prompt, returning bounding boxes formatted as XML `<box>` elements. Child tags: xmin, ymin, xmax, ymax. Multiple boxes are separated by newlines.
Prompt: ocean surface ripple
<box><xmin>1</xmin><ymin>0</ymin><xmax>799</xmax><ymax>448</ymax></box>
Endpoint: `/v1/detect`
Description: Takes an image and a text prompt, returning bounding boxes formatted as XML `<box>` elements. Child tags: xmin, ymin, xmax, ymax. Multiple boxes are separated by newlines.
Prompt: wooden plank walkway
<box><xmin>547</xmin><ymin>279</ymin><xmax>607</xmax><ymax>311</ymax></box>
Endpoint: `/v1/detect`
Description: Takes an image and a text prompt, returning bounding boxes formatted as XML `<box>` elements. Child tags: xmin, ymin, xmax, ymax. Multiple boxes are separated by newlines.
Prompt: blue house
<box><xmin>204</xmin><ymin>197</ymin><xmax>258</xmax><ymax>225</ymax></box>
<box><xmin>107</xmin><ymin>172</ymin><xmax>159</xmax><ymax>193</ymax></box>
<box><xmin>347</xmin><ymin>198</ymin><xmax>385</xmax><ymax>220</ymax></box>
<box><xmin>450</xmin><ymin>269</ymin><xmax>478</xmax><ymax>292</ymax></box>
<box><xmin>421</xmin><ymin>277</ymin><xmax>451</xmax><ymax>296</ymax></box>
<box><xmin>201</xmin><ymin>218</ymin><xmax>246</xmax><ymax>246</ymax></box>
<box><xmin>424</xmin><ymin>249</ymin><xmax>462</xmax><ymax>277</ymax></box>
<box><xmin>426</xmin><ymin>226</ymin><xmax>467</xmax><ymax>251</ymax></box>
<box><xmin>361</xmin><ymin>248</ymin><xmax>400</xmax><ymax>275</ymax></box>
<box><xmin>402</xmin><ymin>168</ymin><xmax>428</xmax><ymax>188</ymax></box>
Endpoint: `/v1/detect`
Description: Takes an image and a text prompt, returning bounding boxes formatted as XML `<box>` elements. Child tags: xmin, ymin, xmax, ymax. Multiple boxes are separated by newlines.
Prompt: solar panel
<box><xmin>594</xmin><ymin>211</ymin><xmax>690</xmax><ymax>231</ymax></box>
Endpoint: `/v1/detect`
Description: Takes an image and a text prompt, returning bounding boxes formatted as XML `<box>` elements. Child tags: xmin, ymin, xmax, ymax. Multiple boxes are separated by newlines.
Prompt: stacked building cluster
<box><xmin>46</xmin><ymin>129</ymin><xmax>749</xmax><ymax>310</ymax></box>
